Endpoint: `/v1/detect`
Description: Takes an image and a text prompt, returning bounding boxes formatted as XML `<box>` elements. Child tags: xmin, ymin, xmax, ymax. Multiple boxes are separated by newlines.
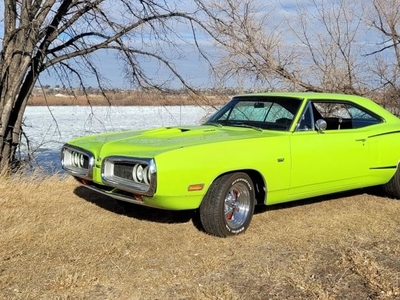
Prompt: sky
<box><xmin>36</xmin><ymin>0</ymin><xmax>223</xmax><ymax>89</ymax></box>
<box><xmin>30</xmin><ymin>1</ymin><xmax>304</xmax><ymax>90</ymax></box>
<box><xmin>39</xmin><ymin>43</ymin><xmax>217</xmax><ymax>89</ymax></box>
<box><xmin>1</xmin><ymin>1</ymin><xmax>378</xmax><ymax>90</ymax></box>
<box><xmin>0</xmin><ymin>1</ymin><xmax>216</xmax><ymax>89</ymax></box>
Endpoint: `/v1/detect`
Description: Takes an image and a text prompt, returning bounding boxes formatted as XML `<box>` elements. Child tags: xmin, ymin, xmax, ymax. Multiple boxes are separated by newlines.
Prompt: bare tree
<box><xmin>0</xmin><ymin>0</ymin><xmax>210</xmax><ymax>172</ymax></box>
<box><xmin>289</xmin><ymin>0</ymin><xmax>368</xmax><ymax>94</ymax></box>
<box><xmin>198</xmin><ymin>0</ymin><xmax>370</xmax><ymax>93</ymax></box>
<box><xmin>197</xmin><ymin>0</ymin><xmax>307</xmax><ymax>91</ymax></box>
<box><xmin>365</xmin><ymin>0</ymin><xmax>400</xmax><ymax>91</ymax></box>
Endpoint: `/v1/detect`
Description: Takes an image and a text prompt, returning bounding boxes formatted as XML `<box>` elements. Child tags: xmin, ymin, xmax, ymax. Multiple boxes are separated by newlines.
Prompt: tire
<box><xmin>383</xmin><ymin>167</ymin><xmax>400</xmax><ymax>198</ymax></box>
<box><xmin>199</xmin><ymin>172</ymin><xmax>255</xmax><ymax>237</ymax></box>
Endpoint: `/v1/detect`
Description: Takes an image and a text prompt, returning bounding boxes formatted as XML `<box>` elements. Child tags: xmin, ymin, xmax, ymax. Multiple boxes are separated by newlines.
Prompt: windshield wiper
<box><xmin>204</xmin><ymin>122</ymin><xmax>223</xmax><ymax>127</ymax></box>
<box><xmin>230</xmin><ymin>123</ymin><xmax>263</xmax><ymax>132</ymax></box>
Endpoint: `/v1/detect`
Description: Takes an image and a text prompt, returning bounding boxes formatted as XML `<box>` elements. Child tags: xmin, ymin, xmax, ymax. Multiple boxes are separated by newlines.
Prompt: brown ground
<box><xmin>0</xmin><ymin>175</ymin><xmax>399</xmax><ymax>299</ymax></box>
<box><xmin>28</xmin><ymin>91</ymin><xmax>227</xmax><ymax>106</ymax></box>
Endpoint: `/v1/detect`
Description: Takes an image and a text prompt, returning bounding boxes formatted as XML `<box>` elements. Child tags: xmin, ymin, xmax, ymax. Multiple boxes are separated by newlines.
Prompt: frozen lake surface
<box><xmin>23</xmin><ymin>105</ymin><xmax>214</xmax><ymax>173</ymax></box>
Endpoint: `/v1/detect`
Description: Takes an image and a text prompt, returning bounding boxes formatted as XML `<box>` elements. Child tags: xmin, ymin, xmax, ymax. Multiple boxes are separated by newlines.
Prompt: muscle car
<box><xmin>61</xmin><ymin>92</ymin><xmax>400</xmax><ymax>237</ymax></box>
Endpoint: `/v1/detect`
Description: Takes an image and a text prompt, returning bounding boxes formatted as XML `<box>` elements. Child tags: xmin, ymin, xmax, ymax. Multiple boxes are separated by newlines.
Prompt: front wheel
<box><xmin>199</xmin><ymin>172</ymin><xmax>255</xmax><ymax>237</ymax></box>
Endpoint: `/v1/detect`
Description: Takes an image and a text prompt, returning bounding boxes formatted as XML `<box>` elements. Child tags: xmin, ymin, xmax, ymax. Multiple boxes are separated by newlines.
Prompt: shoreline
<box><xmin>28</xmin><ymin>92</ymin><xmax>228</xmax><ymax>107</ymax></box>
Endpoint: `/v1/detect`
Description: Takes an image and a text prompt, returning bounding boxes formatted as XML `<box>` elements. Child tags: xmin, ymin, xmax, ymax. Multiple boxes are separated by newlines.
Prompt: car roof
<box><xmin>235</xmin><ymin>92</ymin><xmax>400</xmax><ymax>122</ymax></box>
<box><xmin>237</xmin><ymin>92</ymin><xmax>367</xmax><ymax>101</ymax></box>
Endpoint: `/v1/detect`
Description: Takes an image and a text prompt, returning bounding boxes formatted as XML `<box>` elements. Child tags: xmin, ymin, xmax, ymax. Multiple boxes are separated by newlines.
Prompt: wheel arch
<box><xmin>208</xmin><ymin>169</ymin><xmax>266</xmax><ymax>206</ymax></box>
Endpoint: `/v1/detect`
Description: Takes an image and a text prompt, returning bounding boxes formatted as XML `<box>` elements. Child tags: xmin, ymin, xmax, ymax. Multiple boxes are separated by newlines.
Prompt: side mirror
<box><xmin>315</xmin><ymin>119</ymin><xmax>327</xmax><ymax>133</ymax></box>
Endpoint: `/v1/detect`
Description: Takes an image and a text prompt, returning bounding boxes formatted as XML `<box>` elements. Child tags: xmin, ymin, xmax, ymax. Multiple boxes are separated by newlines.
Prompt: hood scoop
<box><xmin>166</xmin><ymin>127</ymin><xmax>191</xmax><ymax>132</ymax></box>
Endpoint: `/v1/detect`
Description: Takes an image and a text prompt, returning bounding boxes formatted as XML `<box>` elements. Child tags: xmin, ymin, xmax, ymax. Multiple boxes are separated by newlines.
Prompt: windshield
<box><xmin>205</xmin><ymin>96</ymin><xmax>303</xmax><ymax>131</ymax></box>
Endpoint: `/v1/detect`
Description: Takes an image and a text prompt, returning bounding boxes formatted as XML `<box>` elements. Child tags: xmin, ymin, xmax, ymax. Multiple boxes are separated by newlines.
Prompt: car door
<box><xmin>288</xmin><ymin>100</ymin><xmax>371</xmax><ymax>197</ymax></box>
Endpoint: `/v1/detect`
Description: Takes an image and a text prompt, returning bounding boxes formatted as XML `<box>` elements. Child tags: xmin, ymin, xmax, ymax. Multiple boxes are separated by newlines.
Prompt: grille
<box><xmin>102</xmin><ymin>157</ymin><xmax>156</xmax><ymax>196</ymax></box>
<box><xmin>114</xmin><ymin>163</ymin><xmax>134</xmax><ymax>181</ymax></box>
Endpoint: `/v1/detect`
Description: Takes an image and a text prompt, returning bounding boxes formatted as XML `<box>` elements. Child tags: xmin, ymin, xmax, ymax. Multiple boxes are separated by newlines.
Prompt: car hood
<box><xmin>68</xmin><ymin>125</ymin><xmax>284</xmax><ymax>158</ymax></box>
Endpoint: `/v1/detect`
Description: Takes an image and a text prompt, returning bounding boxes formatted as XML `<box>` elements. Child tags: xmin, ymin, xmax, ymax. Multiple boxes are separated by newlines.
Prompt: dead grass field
<box><xmin>28</xmin><ymin>91</ymin><xmax>227</xmax><ymax>106</ymax></box>
<box><xmin>1</xmin><ymin>175</ymin><xmax>400</xmax><ymax>299</ymax></box>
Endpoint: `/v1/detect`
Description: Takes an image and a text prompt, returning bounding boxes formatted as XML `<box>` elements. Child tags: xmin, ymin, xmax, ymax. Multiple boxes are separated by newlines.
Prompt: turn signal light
<box><xmin>188</xmin><ymin>184</ymin><xmax>204</xmax><ymax>191</ymax></box>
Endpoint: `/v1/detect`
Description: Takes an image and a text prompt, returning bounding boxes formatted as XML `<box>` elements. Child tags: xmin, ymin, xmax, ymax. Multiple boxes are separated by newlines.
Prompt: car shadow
<box><xmin>254</xmin><ymin>186</ymin><xmax>386</xmax><ymax>214</ymax></box>
<box><xmin>73</xmin><ymin>186</ymin><xmax>197</xmax><ymax>225</ymax></box>
<box><xmin>74</xmin><ymin>185</ymin><xmax>387</xmax><ymax>232</ymax></box>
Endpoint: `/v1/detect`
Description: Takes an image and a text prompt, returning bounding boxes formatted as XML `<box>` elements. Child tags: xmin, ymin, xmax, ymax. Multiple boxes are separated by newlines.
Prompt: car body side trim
<box><xmin>368</xmin><ymin>130</ymin><xmax>400</xmax><ymax>138</ymax></box>
<box><xmin>369</xmin><ymin>166</ymin><xmax>397</xmax><ymax>170</ymax></box>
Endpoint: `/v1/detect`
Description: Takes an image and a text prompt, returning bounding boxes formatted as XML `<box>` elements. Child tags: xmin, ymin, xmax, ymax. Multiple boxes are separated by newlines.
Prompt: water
<box><xmin>23</xmin><ymin>105</ymin><xmax>214</xmax><ymax>173</ymax></box>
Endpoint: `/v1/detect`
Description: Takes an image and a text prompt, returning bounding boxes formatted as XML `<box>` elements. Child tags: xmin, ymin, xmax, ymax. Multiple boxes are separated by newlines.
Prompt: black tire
<box><xmin>383</xmin><ymin>167</ymin><xmax>400</xmax><ymax>198</ymax></box>
<box><xmin>199</xmin><ymin>172</ymin><xmax>255</xmax><ymax>237</ymax></box>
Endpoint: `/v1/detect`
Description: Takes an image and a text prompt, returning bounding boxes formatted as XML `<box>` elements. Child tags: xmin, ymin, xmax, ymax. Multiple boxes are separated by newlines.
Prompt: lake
<box><xmin>23</xmin><ymin>105</ymin><xmax>214</xmax><ymax>173</ymax></box>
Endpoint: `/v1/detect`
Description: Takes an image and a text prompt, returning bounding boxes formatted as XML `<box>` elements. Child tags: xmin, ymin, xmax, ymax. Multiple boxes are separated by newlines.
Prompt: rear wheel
<box><xmin>199</xmin><ymin>172</ymin><xmax>255</xmax><ymax>237</ymax></box>
<box><xmin>383</xmin><ymin>167</ymin><xmax>400</xmax><ymax>198</ymax></box>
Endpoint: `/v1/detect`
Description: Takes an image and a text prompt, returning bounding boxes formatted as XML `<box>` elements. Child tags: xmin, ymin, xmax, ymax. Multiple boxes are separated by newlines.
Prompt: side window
<box><xmin>313</xmin><ymin>101</ymin><xmax>382</xmax><ymax>130</ymax></box>
<box><xmin>297</xmin><ymin>104</ymin><xmax>314</xmax><ymax>131</ymax></box>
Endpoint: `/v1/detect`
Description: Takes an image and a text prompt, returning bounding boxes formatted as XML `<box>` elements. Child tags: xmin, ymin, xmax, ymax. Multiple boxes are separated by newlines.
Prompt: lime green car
<box><xmin>61</xmin><ymin>92</ymin><xmax>400</xmax><ymax>237</ymax></box>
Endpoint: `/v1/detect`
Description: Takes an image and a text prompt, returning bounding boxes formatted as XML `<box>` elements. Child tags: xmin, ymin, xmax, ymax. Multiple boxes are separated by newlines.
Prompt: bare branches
<box><xmin>363</xmin><ymin>0</ymin><xmax>400</xmax><ymax>92</ymax></box>
<box><xmin>199</xmin><ymin>0</ymin><xmax>400</xmax><ymax>95</ymax></box>
<box><xmin>44</xmin><ymin>12</ymin><xmax>197</xmax><ymax>68</ymax></box>
<box><xmin>1</xmin><ymin>1</ymin><xmax>213</xmax><ymax>93</ymax></box>
<box><xmin>369</xmin><ymin>0</ymin><xmax>400</xmax><ymax>64</ymax></box>
<box><xmin>290</xmin><ymin>0</ymin><xmax>364</xmax><ymax>93</ymax></box>
<box><xmin>197</xmin><ymin>0</ymin><xmax>292</xmax><ymax>90</ymax></box>
<box><xmin>0</xmin><ymin>0</ymin><xmax>214</xmax><ymax>171</ymax></box>
<box><xmin>201</xmin><ymin>0</ymin><xmax>369</xmax><ymax>93</ymax></box>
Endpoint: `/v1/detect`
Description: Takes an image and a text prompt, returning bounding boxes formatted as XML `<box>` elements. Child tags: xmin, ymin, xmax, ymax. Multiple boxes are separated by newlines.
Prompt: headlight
<box><xmin>143</xmin><ymin>165</ymin><xmax>150</xmax><ymax>184</ymax></box>
<box><xmin>102</xmin><ymin>157</ymin><xmax>157</xmax><ymax>196</ymax></box>
<box><xmin>61</xmin><ymin>145</ymin><xmax>94</xmax><ymax>179</ymax></box>
<box><xmin>132</xmin><ymin>164</ymin><xmax>152</xmax><ymax>184</ymax></box>
<box><xmin>133</xmin><ymin>164</ymin><xmax>144</xmax><ymax>182</ymax></box>
<box><xmin>73</xmin><ymin>151</ymin><xmax>85</xmax><ymax>168</ymax></box>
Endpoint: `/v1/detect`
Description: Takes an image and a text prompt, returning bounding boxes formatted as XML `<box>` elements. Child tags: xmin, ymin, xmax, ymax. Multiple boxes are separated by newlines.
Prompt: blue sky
<box><xmin>39</xmin><ymin>43</ymin><xmax>217</xmax><ymax>89</ymax></box>
<box><xmin>36</xmin><ymin>1</ymin><xmax>302</xmax><ymax>89</ymax></box>
<box><xmin>37</xmin><ymin>1</ymin><xmax>220</xmax><ymax>89</ymax></box>
<box><xmin>0</xmin><ymin>1</ymin><xmax>217</xmax><ymax>89</ymax></box>
<box><xmin>2</xmin><ymin>1</ymin><xmax>381</xmax><ymax>90</ymax></box>
<box><xmin>0</xmin><ymin>1</ymin><xmax>312</xmax><ymax>89</ymax></box>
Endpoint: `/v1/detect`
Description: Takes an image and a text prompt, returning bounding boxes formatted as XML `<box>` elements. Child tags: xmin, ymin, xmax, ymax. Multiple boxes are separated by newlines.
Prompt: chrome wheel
<box><xmin>224</xmin><ymin>182</ymin><xmax>252</xmax><ymax>231</ymax></box>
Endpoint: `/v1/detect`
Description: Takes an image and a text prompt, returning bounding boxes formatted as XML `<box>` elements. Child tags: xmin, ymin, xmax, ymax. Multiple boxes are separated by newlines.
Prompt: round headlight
<box><xmin>143</xmin><ymin>165</ymin><xmax>150</xmax><ymax>184</ymax></box>
<box><xmin>79</xmin><ymin>154</ymin><xmax>84</xmax><ymax>168</ymax></box>
<box><xmin>136</xmin><ymin>165</ymin><xmax>144</xmax><ymax>182</ymax></box>
<box><xmin>132</xmin><ymin>165</ymin><xmax>138</xmax><ymax>182</ymax></box>
<box><xmin>73</xmin><ymin>152</ymin><xmax>84</xmax><ymax>168</ymax></box>
<box><xmin>132</xmin><ymin>164</ymin><xmax>145</xmax><ymax>183</ymax></box>
<box><xmin>73</xmin><ymin>152</ymin><xmax>78</xmax><ymax>166</ymax></box>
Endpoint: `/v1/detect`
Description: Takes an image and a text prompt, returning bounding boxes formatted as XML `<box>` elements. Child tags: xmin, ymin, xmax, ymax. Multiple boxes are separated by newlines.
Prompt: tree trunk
<box><xmin>0</xmin><ymin>81</ymin><xmax>34</xmax><ymax>172</ymax></box>
<box><xmin>0</xmin><ymin>45</ymin><xmax>39</xmax><ymax>171</ymax></box>
<box><xmin>0</xmin><ymin>8</ymin><xmax>38</xmax><ymax>172</ymax></box>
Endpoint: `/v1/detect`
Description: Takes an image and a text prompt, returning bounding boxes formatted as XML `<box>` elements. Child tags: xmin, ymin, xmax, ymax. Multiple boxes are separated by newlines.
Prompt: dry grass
<box><xmin>1</xmin><ymin>175</ymin><xmax>400</xmax><ymax>299</ymax></box>
<box><xmin>28</xmin><ymin>91</ymin><xmax>227</xmax><ymax>107</ymax></box>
